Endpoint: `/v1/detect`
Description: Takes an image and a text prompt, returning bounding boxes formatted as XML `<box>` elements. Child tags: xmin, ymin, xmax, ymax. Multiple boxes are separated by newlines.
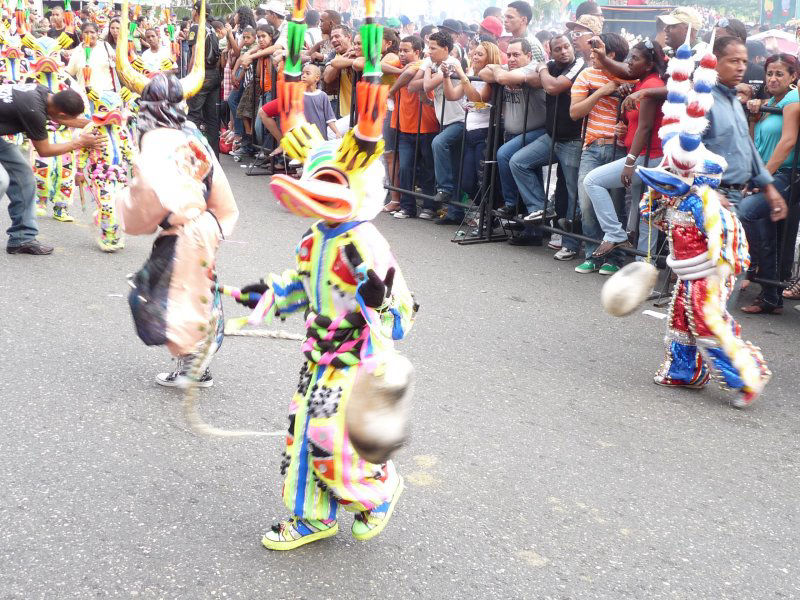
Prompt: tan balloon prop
<box><xmin>601</xmin><ymin>262</ymin><xmax>658</xmax><ymax>317</ymax></box>
<box><xmin>346</xmin><ymin>353</ymin><xmax>413</xmax><ymax>465</ymax></box>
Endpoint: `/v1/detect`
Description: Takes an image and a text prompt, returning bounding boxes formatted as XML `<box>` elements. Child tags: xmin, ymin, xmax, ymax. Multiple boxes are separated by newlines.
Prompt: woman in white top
<box><xmin>439</xmin><ymin>41</ymin><xmax>500</xmax><ymax>224</ymax></box>
<box><xmin>66</xmin><ymin>21</ymin><xmax>119</xmax><ymax>93</ymax></box>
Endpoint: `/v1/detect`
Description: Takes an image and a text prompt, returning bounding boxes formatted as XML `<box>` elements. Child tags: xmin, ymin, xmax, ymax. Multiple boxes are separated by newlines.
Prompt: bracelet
<box><xmin>626</xmin><ymin>153</ymin><xmax>636</xmax><ymax>161</ymax></box>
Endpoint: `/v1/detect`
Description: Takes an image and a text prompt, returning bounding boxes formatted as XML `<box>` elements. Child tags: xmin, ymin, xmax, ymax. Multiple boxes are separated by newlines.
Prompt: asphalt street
<box><xmin>1</xmin><ymin>156</ymin><xmax>799</xmax><ymax>599</ymax></box>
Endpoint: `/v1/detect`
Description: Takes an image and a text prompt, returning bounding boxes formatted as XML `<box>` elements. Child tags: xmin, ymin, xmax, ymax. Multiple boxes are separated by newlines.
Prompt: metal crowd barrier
<box><xmin>228</xmin><ymin>61</ymin><xmax>799</xmax><ymax>285</ymax></box>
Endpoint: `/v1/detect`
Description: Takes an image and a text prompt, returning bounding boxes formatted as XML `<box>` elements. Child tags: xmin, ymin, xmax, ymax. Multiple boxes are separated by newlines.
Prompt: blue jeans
<box><xmin>510</xmin><ymin>134</ymin><xmax>582</xmax><ymax>251</ymax></box>
<box><xmin>578</xmin><ymin>142</ymin><xmax>626</xmax><ymax>261</ymax></box>
<box><xmin>497</xmin><ymin>129</ymin><xmax>546</xmax><ymax>208</ymax></box>
<box><xmin>1</xmin><ymin>138</ymin><xmax>38</xmax><ymax>247</ymax></box>
<box><xmin>585</xmin><ymin>155</ymin><xmax>651</xmax><ymax>243</ymax></box>
<box><xmin>228</xmin><ymin>87</ymin><xmax>244</xmax><ymax>136</ymax></box>
<box><xmin>445</xmin><ymin>127</ymin><xmax>488</xmax><ymax>220</ymax></box>
<box><xmin>432</xmin><ymin>122</ymin><xmax>465</xmax><ymax>196</ymax></box>
<box><xmin>737</xmin><ymin>170</ymin><xmax>791</xmax><ymax>307</ymax></box>
<box><xmin>398</xmin><ymin>131</ymin><xmax>436</xmax><ymax>216</ymax></box>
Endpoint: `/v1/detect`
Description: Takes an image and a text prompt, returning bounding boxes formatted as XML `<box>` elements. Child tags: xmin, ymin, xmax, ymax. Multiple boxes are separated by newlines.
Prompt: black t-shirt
<box><xmin>188</xmin><ymin>24</ymin><xmax>220</xmax><ymax>68</ymax></box>
<box><xmin>744</xmin><ymin>61</ymin><xmax>767</xmax><ymax>100</ymax></box>
<box><xmin>0</xmin><ymin>83</ymin><xmax>49</xmax><ymax>140</ymax></box>
<box><xmin>47</xmin><ymin>27</ymin><xmax>80</xmax><ymax>49</ymax></box>
<box><xmin>545</xmin><ymin>58</ymin><xmax>585</xmax><ymax>141</ymax></box>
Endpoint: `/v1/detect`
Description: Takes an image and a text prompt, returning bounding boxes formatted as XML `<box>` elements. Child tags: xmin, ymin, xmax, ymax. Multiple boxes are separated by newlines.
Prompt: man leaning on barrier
<box><xmin>407</xmin><ymin>30</ymin><xmax>465</xmax><ymax>219</ymax></box>
<box><xmin>512</xmin><ymin>34</ymin><xmax>585</xmax><ymax>251</ymax></box>
<box><xmin>480</xmin><ymin>38</ymin><xmax>545</xmax><ymax>232</ymax></box>
<box><xmin>387</xmin><ymin>35</ymin><xmax>439</xmax><ymax>219</ymax></box>
<box><xmin>569</xmin><ymin>32</ymin><xmax>631</xmax><ymax>274</ymax></box>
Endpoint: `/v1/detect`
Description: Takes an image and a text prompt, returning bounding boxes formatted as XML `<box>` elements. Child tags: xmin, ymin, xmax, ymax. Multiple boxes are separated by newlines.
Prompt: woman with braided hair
<box><xmin>117</xmin><ymin>71</ymin><xmax>238</xmax><ymax>387</ymax></box>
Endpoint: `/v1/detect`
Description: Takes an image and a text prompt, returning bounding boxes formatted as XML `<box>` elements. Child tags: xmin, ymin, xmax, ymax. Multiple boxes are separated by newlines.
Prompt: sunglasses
<box><xmin>715</xmin><ymin>18</ymin><xmax>730</xmax><ymax>29</ymax></box>
<box><xmin>569</xmin><ymin>29</ymin><xmax>592</xmax><ymax>39</ymax></box>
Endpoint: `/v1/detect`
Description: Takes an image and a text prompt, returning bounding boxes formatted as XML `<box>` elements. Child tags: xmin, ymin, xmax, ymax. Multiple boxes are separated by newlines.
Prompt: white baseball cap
<box><xmin>263</xmin><ymin>1</ymin><xmax>286</xmax><ymax>17</ymax></box>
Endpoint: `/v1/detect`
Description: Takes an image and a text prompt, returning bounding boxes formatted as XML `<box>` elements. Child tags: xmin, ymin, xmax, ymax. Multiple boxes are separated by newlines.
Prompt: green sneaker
<box><xmin>261</xmin><ymin>516</ymin><xmax>339</xmax><ymax>551</ymax></box>
<box><xmin>351</xmin><ymin>476</ymin><xmax>404</xmax><ymax>541</ymax></box>
<box><xmin>599</xmin><ymin>263</ymin><xmax>621</xmax><ymax>276</ymax></box>
<box><xmin>575</xmin><ymin>260</ymin><xmax>600</xmax><ymax>274</ymax></box>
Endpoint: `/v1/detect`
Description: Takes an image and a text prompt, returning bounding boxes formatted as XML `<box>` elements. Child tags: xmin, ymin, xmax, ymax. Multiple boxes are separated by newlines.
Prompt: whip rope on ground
<box><xmin>183</xmin><ymin>385</ymin><xmax>286</xmax><ymax>439</ymax></box>
<box><xmin>181</xmin><ymin>324</ymin><xmax>301</xmax><ymax>439</ymax></box>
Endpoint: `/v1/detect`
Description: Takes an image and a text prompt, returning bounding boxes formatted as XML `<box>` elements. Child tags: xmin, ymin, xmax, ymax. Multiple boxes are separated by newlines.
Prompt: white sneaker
<box><xmin>547</xmin><ymin>234</ymin><xmax>562</xmax><ymax>250</ymax></box>
<box><xmin>394</xmin><ymin>210</ymin><xmax>414</xmax><ymax>219</ymax></box>
<box><xmin>418</xmin><ymin>209</ymin><xmax>436</xmax><ymax>220</ymax></box>
<box><xmin>155</xmin><ymin>356</ymin><xmax>214</xmax><ymax>388</ymax></box>
<box><xmin>553</xmin><ymin>247</ymin><xmax>577</xmax><ymax>261</ymax></box>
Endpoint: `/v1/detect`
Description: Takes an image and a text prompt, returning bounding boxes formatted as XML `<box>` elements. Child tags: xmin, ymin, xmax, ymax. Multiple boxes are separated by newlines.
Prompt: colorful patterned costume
<box><xmin>636</xmin><ymin>31</ymin><xmax>770</xmax><ymax>407</ymax></box>
<box><xmin>78</xmin><ymin>87</ymin><xmax>134</xmax><ymax>251</ymax></box>
<box><xmin>21</xmin><ymin>33</ymin><xmax>78</xmax><ymax>221</ymax></box>
<box><xmin>0</xmin><ymin>31</ymin><xmax>28</xmax><ymax>84</ymax></box>
<box><xmin>234</xmin><ymin>0</ymin><xmax>416</xmax><ymax>550</ymax></box>
<box><xmin>0</xmin><ymin>31</ymin><xmax>28</xmax><ymax>148</ymax></box>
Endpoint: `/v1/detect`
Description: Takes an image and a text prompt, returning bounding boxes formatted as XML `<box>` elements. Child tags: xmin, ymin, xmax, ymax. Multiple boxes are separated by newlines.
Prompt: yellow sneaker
<box><xmin>261</xmin><ymin>517</ymin><xmax>338</xmax><ymax>551</ymax></box>
<box><xmin>52</xmin><ymin>207</ymin><xmax>74</xmax><ymax>222</ymax></box>
<box><xmin>351</xmin><ymin>476</ymin><xmax>404</xmax><ymax>541</ymax></box>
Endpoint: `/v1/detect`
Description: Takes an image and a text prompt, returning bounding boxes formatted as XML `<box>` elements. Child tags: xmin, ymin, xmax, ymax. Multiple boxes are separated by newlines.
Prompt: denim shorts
<box><xmin>382</xmin><ymin>111</ymin><xmax>398</xmax><ymax>151</ymax></box>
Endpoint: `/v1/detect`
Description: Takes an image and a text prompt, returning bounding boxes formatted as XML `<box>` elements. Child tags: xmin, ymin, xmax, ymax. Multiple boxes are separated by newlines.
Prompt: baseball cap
<box><xmin>263</xmin><ymin>0</ymin><xmax>286</xmax><ymax>18</ymax></box>
<box><xmin>438</xmin><ymin>18</ymin><xmax>463</xmax><ymax>34</ymax></box>
<box><xmin>385</xmin><ymin>17</ymin><xmax>401</xmax><ymax>28</ymax></box>
<box><xmin>565</xmin><ymin>14</ymin><xmax>603</xmax><ymax>36</ymax></box>
<box><xmin>479</xmin><ymin>16</ymin><xmax>502</xmax><ymax>38</ymax></box>
<box><xmin>659</xmin><ymin>7</ymin><xmax>702</xmax><ymax>32</ymax></box>
<box><xmin>399</xmin><ymin>14</ymin><xmax>411</xmax><ymax>26</ymax></box>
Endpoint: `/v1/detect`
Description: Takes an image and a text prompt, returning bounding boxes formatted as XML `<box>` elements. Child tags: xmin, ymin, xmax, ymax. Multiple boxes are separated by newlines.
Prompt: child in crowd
<box><xmin>258</xmin><ymin>63</ymin><xmax>340</xmax><ymax>158</ymax></box>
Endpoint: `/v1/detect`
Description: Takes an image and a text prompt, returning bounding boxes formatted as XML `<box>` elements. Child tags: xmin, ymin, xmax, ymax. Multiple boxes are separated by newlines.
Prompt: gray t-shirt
<box><xmin>303</xmin><ymin>90</ymin><xmax>336</xmax><ymax>139</ymax></box>
<box><xmin>502</xmin><ymin>64</ymin><xmax>545</xmax><ymax>135</ymax></box>
<box><xmin>419</xmin><ymin>56</ymin><xmax>466</xmax><ymax>127</ymax></box>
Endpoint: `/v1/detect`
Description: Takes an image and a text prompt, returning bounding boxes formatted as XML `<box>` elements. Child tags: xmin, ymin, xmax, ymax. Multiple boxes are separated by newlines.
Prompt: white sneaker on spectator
<box><xmin>553</xmin><ymin>247</ymin><xmax>576</xmax><ymax>261</ymax></box>
<box><xmin>548</xmin><ymin>234</ymin><xmax>562</xmax><ymax>250</ymax></box>
<box><xmin>394</xmin><ymin>210</ymin><xmax>414</xmax><ymax>219</ymax></box>
<box><xmin>419</xmin><ymin>209</ymin><xmax>436</xmax><ymax>220</ymax></box>
<box><xmin>523</xmin><ymin>209</ymin><xmax>556</xmax><ymax>222</ymax></box>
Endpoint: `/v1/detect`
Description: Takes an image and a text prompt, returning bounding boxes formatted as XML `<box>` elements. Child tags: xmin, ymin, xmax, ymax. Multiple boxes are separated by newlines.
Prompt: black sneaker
<box><xmin>508</xmin><ymin>235</ymin><xmax>543</xmax><ymax>246</ymax></box>
<box><xmin>494</xmin><ymin>205</ymin><xmax>519</xmax><ymax>219</ymax></box>
<box><xmin>433</xmin><ymin>191</ymin><xmax>452</xmax><ymax>205</ymax></box>
<box><xmin>6</xmin><ymin>239</ymin><xmax>54</xmax><ymax>255</ymax></box>
<box><xmin>156</xmin><ymin>356</ymin><xmax>214</xmax><ymax>388</ymax></box>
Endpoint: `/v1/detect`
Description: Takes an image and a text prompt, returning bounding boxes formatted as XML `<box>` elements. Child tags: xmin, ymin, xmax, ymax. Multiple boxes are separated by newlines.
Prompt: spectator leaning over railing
<box><xmin>322</xmin><ymin>24</ymin><xmax>354</xmax><ymax>121</ymax></box>
<box><xmin>385</xmin><ymin>35</ymin><xmax>440</xmax><ymax>217</ymax></box>
<box><xmin>406</xmin><ymin>30</ymin><xmax>466</xmax><ymax>219</ymax></box>
<box><xmin>569</xmin><ymin>32</ymin><xmax>630</xmax><ymax>275</ymax></box>
<box><xmin>511</xmin><ymin>34</ymin><xmax>585</xmax><ymax>252</ymax></box>
<box><xmin>584</xmin><ymin>39</ymin><xmax>668</xmax><ymax>263</ymax></box>
<box><xmin>739</xmin><ymin>54</ymin><xmax>799</xmax><ymax>314</ymax></box>
<box><xmin>437</xmin><ymin>41</ymin><xmax>501</xmax><ymax>225</ymax></box>
<box><xmin>481</xmin><ymin>38</ymin><xmax>545</xmax><ymax>228</ymax></box>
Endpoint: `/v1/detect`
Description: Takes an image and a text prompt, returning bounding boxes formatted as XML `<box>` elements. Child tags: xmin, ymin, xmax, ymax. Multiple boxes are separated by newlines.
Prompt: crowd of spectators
<box><xmin>7</xmin><ymin>0</ymin><xmax>800</xmax><ymax>314</ymax></box>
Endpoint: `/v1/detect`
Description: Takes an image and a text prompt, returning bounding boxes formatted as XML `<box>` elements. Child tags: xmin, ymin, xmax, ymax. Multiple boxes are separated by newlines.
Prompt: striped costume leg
<box><xmin>281</xmin><ymin>362</ymin><xmax>400</xmax><ymax>520</ymax></box>
<box><xmin>655</xmin><ymin>280</ymin><xmax>709</xmax><ymax>388</ymax></box>
<box><xmin>691</xmin><ymin>275</ymin><xmax>770</xmax><ymax>394</ymax></box>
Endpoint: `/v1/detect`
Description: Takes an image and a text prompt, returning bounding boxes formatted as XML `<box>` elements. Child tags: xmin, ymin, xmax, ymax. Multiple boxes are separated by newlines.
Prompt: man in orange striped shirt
<box><xmin>569</xmin><ymin>32</ymin><xmax>632</xmax><ymax>275</ymax></box>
